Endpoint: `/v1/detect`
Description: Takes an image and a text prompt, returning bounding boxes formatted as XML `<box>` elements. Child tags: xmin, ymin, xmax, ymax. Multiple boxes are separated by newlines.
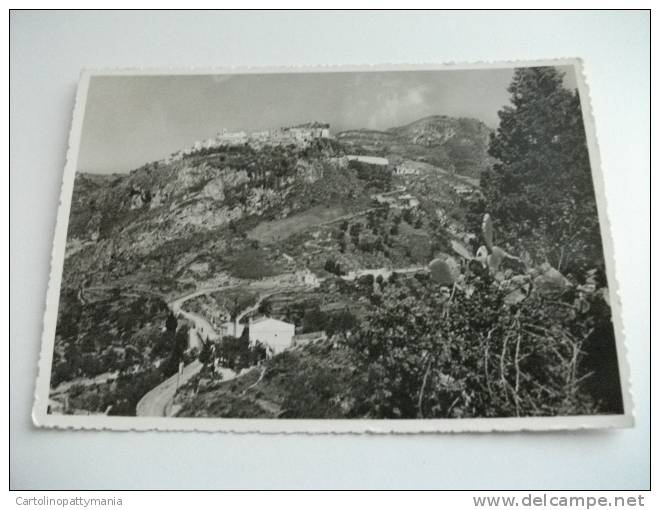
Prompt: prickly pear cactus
<box><xmin>482</xmin><ymin>213</ymin><xmax>494</xmax><ymax>252</ymax></box>
<box><xmin>475</xmin><ymin>245</ymin><xmax>489</xmax><ymax>263</ymax></box>
<box><xmin>450</xmin><ymin>239</ymin><xmax>473</xmax><ymax>260</ymax></box>
<box><xmin>488</xmin><ymin>246</ymin><xmax>507</xmax><ymax>272</ymax></box>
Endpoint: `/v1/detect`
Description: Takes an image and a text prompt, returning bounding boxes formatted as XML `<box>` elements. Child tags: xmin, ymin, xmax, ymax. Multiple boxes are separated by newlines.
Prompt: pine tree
<box><xmin>481</xmin><ymin>67</ymin><xmax>604</xmax><ymax>278</ymax></box>
<box><xmin>165</xmin><ymin>312</ymin><xmax>178</xmax><ymax>334</ymax></box>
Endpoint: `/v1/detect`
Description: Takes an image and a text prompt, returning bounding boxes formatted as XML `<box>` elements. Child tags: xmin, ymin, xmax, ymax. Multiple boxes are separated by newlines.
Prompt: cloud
<box><xmin>363</xmin><ymin>85</ymin><xmax>428</xmax><ymax>129</ymax></box>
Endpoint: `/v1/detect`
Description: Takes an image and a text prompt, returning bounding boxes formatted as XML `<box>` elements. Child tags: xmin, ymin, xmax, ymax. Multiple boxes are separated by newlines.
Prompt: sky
<box><xmin>78</xmin><ymin>66</ymin><xmax>577</xmax><ymax>174</ymax></box>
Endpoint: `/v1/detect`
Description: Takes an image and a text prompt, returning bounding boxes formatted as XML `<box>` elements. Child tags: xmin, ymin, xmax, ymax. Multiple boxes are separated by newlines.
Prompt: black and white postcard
<box><xmin>33</xmin><ymin>61</ymin><xmax>633</xmax><ymax>432</ymax></box>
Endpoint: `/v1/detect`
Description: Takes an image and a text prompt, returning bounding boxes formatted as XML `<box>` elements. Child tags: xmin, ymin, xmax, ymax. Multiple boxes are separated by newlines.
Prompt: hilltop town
<box><xmin>167</xmin><ymin>122</ymin><xmax>331</xmax><ymax>161</ymax></box>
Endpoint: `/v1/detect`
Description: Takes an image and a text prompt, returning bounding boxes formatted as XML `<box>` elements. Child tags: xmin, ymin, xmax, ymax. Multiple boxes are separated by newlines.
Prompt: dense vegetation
<box><xmin>348</xmin><ymin>272</ymin><xmax>613</xmax><ymax>418</ymax></box>
<box><xmin>181</xmin><ymin>259</ymin><xmax>619</xmax><ymax>419</ymax></box>
<box><xmin>480</xmin><ymin>67</ymin><xmax>604</xmax><ymax>279</ymax></box>
<box><xmin>52</xmin><ymin>67</ymin><xmax>622</xmax><ymax>421</ymax></box>
<box><xmin>180</xmin><ymin>67</ymin><xmax>622</xmax><ymax>419</ymax></box>
<box><xmin>50</xmin><ymin>291</ymin><xmax>193</xmax><ymax>415</ymax></box>
<box><xmin>51</xmin><ymin>290</ymin><xmax>168</xmax><ymax>386</ymax></box>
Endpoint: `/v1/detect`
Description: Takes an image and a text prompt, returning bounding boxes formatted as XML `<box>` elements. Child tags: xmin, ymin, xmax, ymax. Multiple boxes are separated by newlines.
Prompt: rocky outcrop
<box><xmin>296</xmin><ymin>159</ymin><xmax>324</xmax><ymax>183</ymax></box>
<box><xmin>337</xmin><ymin>115</ymin><xmax>494</xmax><ymax>178</ymax></box>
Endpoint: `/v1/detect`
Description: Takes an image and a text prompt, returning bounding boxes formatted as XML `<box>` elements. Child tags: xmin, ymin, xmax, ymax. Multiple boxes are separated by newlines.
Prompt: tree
<box><xmin>349</xmin><ymin>223</ymin><xmax>362</xmax><ymax>241</ymax></box>
<box><xmin>165</xmin><ymin>312</ymin><xmax>178</xmax><ymax>334</ymax></box>
<box><xmin>324</xmin><ymin>258</ymin><xmax>344</xmax><ymax>276</ymax></box>
<box><xmin>162</xmin><ymin>325</ymin><xmax>189</xmax><ymax>376</ymax></box>
<box><xmin>357</xmin><ymin>274</ymin><xmax>375</xmax><ymax>293</ymax></box>
<box><xmin>198</xmin><ymin>340</ymin><xmax>212</xmax><ymax>365</ymax></box>
<box><xmin>228</xmin><ymin>294</ymin><xmax>253</xmax><ymax>321</ymax></box>
<box><xmin>174</xmin><ymin>326</ymin><xmax>189</xmax><ymax>356</ymax></box>
<box><xmin>302</xmin><ymin>306</ymin><xmax>327</xmax><ymax>333</ymax></box>
<box><xmin>324</xmin><ymin>259</ymin><xmax>337</xmax><ymax>274</ymax></box>
<box><xmin>481</xmin><ymin>67</ymin><xmax>603</xmax><ymax>278</ymax></box>
<box><xmin>217</xmin><ymin>333</ymin><xmax>266</xmax><ymax>371</ymax></box>
<box><xmin>217</xmin><ymin>335</ymin><xmax>244</xmax><ymax>370</ymax></box>
<box><xmin>257</xmin><ymin>298</ymin><xmax>272</xmax><ymax>316</ymax></box>
<box><xmin>325</xmin><ymin>309</ymin><xmax>358</xmax><ymax>336</ymax></box>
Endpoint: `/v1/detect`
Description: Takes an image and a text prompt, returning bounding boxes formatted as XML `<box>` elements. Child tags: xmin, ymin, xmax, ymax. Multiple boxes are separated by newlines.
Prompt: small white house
<box><xmin>394</xmin><ymin>163</ymin><xmax>420</xmax><ymax>175</ymax></box>
<box><xmin>399</xmin><ymin>193</ymin><xmax>420</xmax><ymax>208</ymax></box>
<box><xmin>453</xmin><ymin>184</ymin><xmax>474</xmax><ymax>196</ymax></box>
<box><xmin>346</xmin><ymin>155</ymin><xmax>389</xmax><ymax>166</ymax></box>
<box><xmin>248</xmin><ymin>316</ymin><xmax>295</xmax><ymax>355</ymax></box>
<box><xmin>296</xmin><ymin>269</ymin><xmax>321</xmax><ymax>288</ymax></box>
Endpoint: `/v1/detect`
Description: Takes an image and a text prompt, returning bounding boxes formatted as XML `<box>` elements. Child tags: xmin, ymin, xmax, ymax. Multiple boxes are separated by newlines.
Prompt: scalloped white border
<box><xmin>31</xmin><ymin>59</ymin><xmax>634</xmax><ymax>433</ymax></box>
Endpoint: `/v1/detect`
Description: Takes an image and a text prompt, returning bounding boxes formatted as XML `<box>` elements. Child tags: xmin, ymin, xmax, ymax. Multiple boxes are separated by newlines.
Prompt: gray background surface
<box><xmin>10</xmin><ymin>10</ymin><xmax>650</xmax><ymax>489</ymax></box>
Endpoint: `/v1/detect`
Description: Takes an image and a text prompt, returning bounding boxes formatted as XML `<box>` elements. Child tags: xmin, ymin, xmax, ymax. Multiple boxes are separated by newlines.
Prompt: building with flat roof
<box><xmin>248</xmin><ymin>316</ymin><xmax>295</xmax><ymax>355</ymax></box>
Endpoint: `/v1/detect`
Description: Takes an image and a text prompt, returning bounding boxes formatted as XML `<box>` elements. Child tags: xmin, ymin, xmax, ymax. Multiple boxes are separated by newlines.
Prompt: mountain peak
<box><xmin>338</xmin><ymin>115</ymin><xmax>494</xmax><ymax>177</ymax></box>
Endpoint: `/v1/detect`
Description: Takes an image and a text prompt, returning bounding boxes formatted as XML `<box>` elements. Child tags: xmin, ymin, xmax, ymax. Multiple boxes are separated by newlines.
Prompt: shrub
<box><xmin>346</xmin><ymin>273</ymin><xmax>602</xmax><ymax>419</ymax></box>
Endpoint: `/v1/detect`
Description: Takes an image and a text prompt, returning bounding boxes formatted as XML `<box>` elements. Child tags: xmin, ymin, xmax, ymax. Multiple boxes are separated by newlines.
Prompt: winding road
<box><xmin>135</xmin><ymin>279</ymin><xmax>310</xmax><ymax>417</ymax></box>
<box><xmin>134</xmin><ymin>217</ymin><xmax>436</xmax><ymax>418</ymax></box>
<box><xmin>135</xmin><ymin>359</ymin><xmax>203</xmax><ymax>417</ymax></box>
<box><xmin>136</xmin><ymin>286</ymin><xmax>237</xmax><ymax>417</ymax></box>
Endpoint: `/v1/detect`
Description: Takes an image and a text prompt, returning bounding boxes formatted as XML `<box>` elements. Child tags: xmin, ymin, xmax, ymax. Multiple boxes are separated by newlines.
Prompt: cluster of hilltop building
<box><xmin>168</xmin><ymin>122</ymin><xmax>331</xmax><ymax>160</ymax></box>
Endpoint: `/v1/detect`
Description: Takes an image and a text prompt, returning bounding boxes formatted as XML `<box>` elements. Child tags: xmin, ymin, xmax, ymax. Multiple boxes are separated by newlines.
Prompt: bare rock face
<box><xmin>171</xmin><ymin>202</ymin><xmax>243</xmax><ymax>232</ymax></box>
<box><xmin>410</xmin><ymin>125</ymin><xmax>456</xmax><ymax>146</ymax></box>
<box><xmin>246</xmin><ymin>187</ymin><xmax>279</xmax><ymax>215</ymax></box>
<box><xmin>174</xmin><ymin>164</ymin><xmax>210</xmax><ymax>190</ymax></box>
<box><xmin>337</xmin><ymin>115</ymin><xmax>493</xmax><ymax>178</ymax></box>
<box><xmin>296</xmin><ymin>159</ymin><xmax>324</xmax><ymax>183</ymax></box>
<box><xmin>200</xmin><ymin>177</ymin><xmax>226</xmax><ymax>201</ymax></box>
<box><xmin>129</xmin><ymin>193</ymin><xmax>143</xmax><ymax>209</ymax></box>
<box><xmin>149</xmin><ymin>189</ymin><xmax>167</xmax><ymax>209</ymax></box>
<box><xmin>219</xmin><ymin>168</ymin><xmax>249</xmax><ymax>188</ymax></box>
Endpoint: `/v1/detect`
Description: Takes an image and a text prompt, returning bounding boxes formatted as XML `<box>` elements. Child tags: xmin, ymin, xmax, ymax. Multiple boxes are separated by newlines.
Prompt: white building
<box><xmin>346</xmin><ymin>155</ymin><xmax>389</xmax><ymax>166</ymax></box>
<box><xmin>182</xmin><ymin>123</ymin><xmax>330</xmax><ymax>155</ymax></box>
<box><xmin>399</xmin><ymin>193</ymin><xmax>420</xmax><ymax>208</ymax></box>
<box><xmin>248</xmin><ymin>316</ymin><xmax>295</xmax><ymax>355</ymax></box>
<box><xmin>343</xmin><ymin>267</ymin><xmax>393</xmax><ymax>282</ymax></box>
<box><xmin>216</xmin><ymin>129</ymin><xmax>248</xmax><ymax>146</ymax></box>
<box><xmin>394</xmin><ymin>162</ymin><xmax>420</xmax><ymax>175</ymax></box>
<box><xmin>296</xmin><ymin>269</ymin><xmax>321</xmax><ymax>288</ymax></box>
<box><xmin>250</xmin><ymin>130</ymin><xmax>270</xmax><ymax>144</ymax></box>
<box><xmin>453</xmin><ymin>184</ymin><xmax>474</xmax><ymax>196</ymax></box>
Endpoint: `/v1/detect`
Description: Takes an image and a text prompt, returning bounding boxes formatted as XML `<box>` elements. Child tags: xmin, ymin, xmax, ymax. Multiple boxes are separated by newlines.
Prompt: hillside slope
<box><xmin>61</xmin><ymin>139</ymin><xmax>366</xmax><ymax>293</ymax></box>
<box><xmin>336</xmin><ymin>115</ymin><xmax>494</xmax><ymax>177</ymax></box>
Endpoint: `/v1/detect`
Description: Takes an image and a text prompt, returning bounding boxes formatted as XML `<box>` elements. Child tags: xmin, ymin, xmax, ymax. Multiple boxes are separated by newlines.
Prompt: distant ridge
<box><xmin>337</xmin><ymin>115</ymin><xmax>494</xmax><ymax>178</ymax></box>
